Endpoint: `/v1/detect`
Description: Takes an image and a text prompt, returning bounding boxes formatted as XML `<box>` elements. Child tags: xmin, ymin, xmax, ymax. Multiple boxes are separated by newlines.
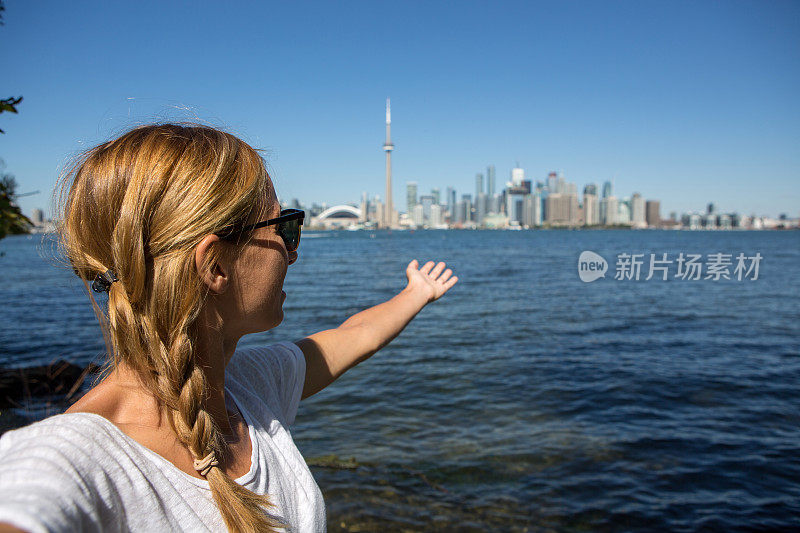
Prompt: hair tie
<box><xmin>193</xmin><ymin>451</ymin><xmax>219</xmax><ymax>477</ymax></box>
<box><xmin>91</xmin><ymin>269</ymin><xmax>118</xmax><ymax>293</ymax></box>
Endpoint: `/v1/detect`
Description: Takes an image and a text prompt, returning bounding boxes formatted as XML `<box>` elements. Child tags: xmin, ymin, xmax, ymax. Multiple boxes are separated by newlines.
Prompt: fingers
<box><xmin>430</xmin><ymin>261</ymin><xmax>446</xmax><ymax>279</ymax></box>
<box><xmin>419</xmin><ymin>260</ymin><xmax>436</xmax><ymax>275</ymax></box>
<box><xmin>443</xmin><ymin>276</ymin><xmax>458</xmax><ymax>290</ymax></box>
<box><xmin>406</xmin><ymin>259</ymin><xmax>419</xmax><ymax>283</ymax></box>
<box><xmin>409</xmin><ymin>260</ymin><xmax>458</xmax><ymax>291</ymax></box>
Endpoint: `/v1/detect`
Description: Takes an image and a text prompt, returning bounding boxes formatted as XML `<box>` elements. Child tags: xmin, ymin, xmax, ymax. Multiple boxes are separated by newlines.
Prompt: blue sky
<box><xmin>1</xmin><ymin>0</ymin><xmax>798</xmax><ymax>218</ymax></box>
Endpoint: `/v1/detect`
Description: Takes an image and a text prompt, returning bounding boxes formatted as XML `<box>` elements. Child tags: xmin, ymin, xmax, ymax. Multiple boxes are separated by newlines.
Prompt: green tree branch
<box><xmin>0</xmin><ymin>165</ymin><xmax>33</xmax><ymax>240</ymax></box>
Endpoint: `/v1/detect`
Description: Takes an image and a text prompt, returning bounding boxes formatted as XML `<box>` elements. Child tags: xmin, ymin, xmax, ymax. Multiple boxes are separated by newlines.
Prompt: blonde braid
<box><xmin>155</xmin><ymin>259</ymin><xmax>287</xmax><ymax>532</ymax></box>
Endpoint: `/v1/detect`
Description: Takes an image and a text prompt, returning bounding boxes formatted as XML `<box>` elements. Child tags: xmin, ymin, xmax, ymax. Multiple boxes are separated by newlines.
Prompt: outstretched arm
<box><xmin>295</xmin><ymin>260</ymin><xmax>458</xmax><ymax>400</ymax></box>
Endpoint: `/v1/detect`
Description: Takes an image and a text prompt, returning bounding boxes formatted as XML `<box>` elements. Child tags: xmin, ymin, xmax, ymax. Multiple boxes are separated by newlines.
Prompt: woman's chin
<box><xmin>254</xmin><ymin>310</ymin><xmax>283</xmax><ymax>333</ymax></box>
<box><xmin>273</xmin><ymin>307</ymin><xmax>284</xmax><ymax>326</ymax></box>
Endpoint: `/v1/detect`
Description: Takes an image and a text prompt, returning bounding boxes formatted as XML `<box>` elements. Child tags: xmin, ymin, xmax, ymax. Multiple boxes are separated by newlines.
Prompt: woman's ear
<box><xmin>195</xmin><ymin>234</ymin><xmax>229</xmax><ymax>294</ymax></box>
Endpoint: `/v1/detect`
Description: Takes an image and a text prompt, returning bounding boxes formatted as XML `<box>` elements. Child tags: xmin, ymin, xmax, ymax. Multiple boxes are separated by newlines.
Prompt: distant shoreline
<box><xmin>301</xmin><ymin>225</ymin><xmax>798</xmax><ymax>232</ymax></box>
<box><xmin>6</xmin><ymin>225</ymin><xmax>799</xmax><ymax>238</ymax></box>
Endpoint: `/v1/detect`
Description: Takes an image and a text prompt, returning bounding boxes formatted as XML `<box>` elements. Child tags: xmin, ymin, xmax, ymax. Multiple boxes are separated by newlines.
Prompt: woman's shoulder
<box><xmin>227</xmin><ymin>341</ymin><xmax>307</xmax><ymax>427</ymax></box>
<box><xmin>0</xmin><ymin>413</ymin><xmax>173</xmax><ymax>533</ymax></box>
<box><xmin>230</xmin><ymin>340</ymin><xmax>303</xmax><ymax>366</ymax></box>
<box><xmin>0</xmin><ymin>412</ymin><xmax>132</xmax><ymax>509</ymax></box>
<box><xmin>228</xmin><ymin>341</ymin><xmax>305</xmax><ymax>386</ymax></box>
<box><xmin>0</xmin><ymin>412</ymin><xmax>123</xmax><ymax>458</ymax></box>
<box><xmin>1</xmin><ymin>411</ymin><xmax>115</xmax><ymax>439</ymax></box>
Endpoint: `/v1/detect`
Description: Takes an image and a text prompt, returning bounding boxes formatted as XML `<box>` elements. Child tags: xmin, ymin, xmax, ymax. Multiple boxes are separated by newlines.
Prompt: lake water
<box><xmin>1</xmin><ymin>229</ymin><xmax>799</xmax><ymax>531</ymax></box>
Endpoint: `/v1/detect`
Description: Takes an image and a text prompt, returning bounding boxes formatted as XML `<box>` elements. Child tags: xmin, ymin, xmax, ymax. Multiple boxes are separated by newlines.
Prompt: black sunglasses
<box><xmin>216</xmin><ymin>208</ymin><xmax>305</xmax><ymax>252</ymax></box>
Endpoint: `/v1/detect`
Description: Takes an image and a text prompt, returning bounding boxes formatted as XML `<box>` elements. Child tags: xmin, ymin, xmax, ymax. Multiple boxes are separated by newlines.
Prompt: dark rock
<box><xmin>0</xmin><ymin>360</ymin><xmax>100</xmax><ymax>409</ymax></box>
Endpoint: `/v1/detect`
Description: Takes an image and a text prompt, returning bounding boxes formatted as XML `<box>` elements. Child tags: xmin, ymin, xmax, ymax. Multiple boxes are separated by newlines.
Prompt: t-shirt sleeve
<box><xmin>0</xmin><ymin>427</ymin><xmax>100</xmax><ymax>533</ymax></box>
<box><xmin>231</xmin><ymin>341</ymin><xmax>307</xmax><ymax>426</ymax></box>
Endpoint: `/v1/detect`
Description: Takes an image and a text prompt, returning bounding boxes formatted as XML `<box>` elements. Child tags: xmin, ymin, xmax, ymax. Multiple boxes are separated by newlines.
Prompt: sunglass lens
<box><xmin>279</xmin><ymin>219</ymin><xmax>301</xmax><ymax>252</ymax></box>
<box><xmin>292</xmin><ymin>225</ymin><xmax>301</xmax><ymax>251</ymax></box>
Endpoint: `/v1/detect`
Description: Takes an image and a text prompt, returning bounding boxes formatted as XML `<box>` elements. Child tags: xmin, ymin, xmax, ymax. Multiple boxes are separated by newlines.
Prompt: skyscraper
<box><xmin>646</xmin><ymin>200</ymin><xmax>661</xmax><ymax>227</ymax></box>
<box><xmin>431</xmin><ymin>187</ymin><xmax>441</xmax><ymax>206</ymax></box>
<box><xmin>475</xmin><ymin>173</ymin><xmax>484</xmax><ymax>199</ymax></box>
<box><xmin>631</xmin><ymin>193</ymin><xmax>646</xmax><ymax>228</ymax></box>
<box><xmin>383</xmin><ymin>98</ymin><xmax>394</xmax><ymax>228</ymax></box>
<box><xmin>511</xmin><ymin>166</ymin><xmax>524</xmax><ymax>186</ymax></box>
<box><xmin>411</xmin><ymin>204</ymin><xmax>424</xmax><ymax>227</ymax></box>
<box><xmin>447</xmin><ymin>187</ymin><xmax>457</xmax><ymax>220</ymax></box>
<box><xmin>360</xmin><ymin>191</ymin><xmax>369</xmax><ymax>222</ymax></box>
<box><xmin>566</xmin><ymin>188</ymin><xmax>579</xmax><ymax>224</ymax></box>
<box><xmin>462</xmin><ymin>194</ymin><xmax>473</xmax><ymax>223</ymax></box>
<box><xmin>602</xmin><ymin>196</ymin><xmax>618</xmax><ymax>225</ymax></box>
<box><xmin>456</xmin><ymin>199</ymin><xmax>467</xmax><ymax>224</ymax></box>
<box><xmin>507</xmin><ymin>190</ymin><xmax>525</xmax><ymax>224</ymax></box>
<box><xmin>602</xmin><ymin>181</ymin><xmax>613</xmax><ymax>199</ymax></box>
<box><xmin>476</xmin><ymin>192</ymin><xmax>488</xmax><ymax>225</ymax></box>
<box><xmin>430</xmin><ymin>204</ymin><xmax>443</xmax><ymax>227</ymax></box>
<box><xmin>617</xmin><ymin>199</ymin><xmax>632</xmax><ymax>225</ymax></box>
<box><xmin>406</xmin><ymin>182</ymin><xmax>418</xmax><ymax>214</ymax></box>
<box><xmin>420</xmin><ymin>195</ymin><xmax>434</xmax><ymax>224</ymax></box>
<box><xmin>523</xmin><ymin>192</ymin><xmax>543</xmax><ymax>227</ymax></box>
<box><xmin>547</xmin><ymin>172</ymin><xmax>558</xmax><ymax>194</ymax></box>
<box><xmin>490</xmin><ymin>193</ymin><xmax>502</xmax><ymax>215</ymax></box>
<box><xmin>583</xmin><ymin>184</ymin><xmax>599</xmax><ymax>225</ymax></box>
<box><xmin>486</xmin><ymin>165</ymin><xmax>496</xmax><ymax>196</ymax></box>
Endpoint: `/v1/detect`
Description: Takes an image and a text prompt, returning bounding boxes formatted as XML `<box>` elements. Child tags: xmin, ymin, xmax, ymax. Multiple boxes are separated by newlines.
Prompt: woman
<box><xmin>0</xmin><ymin>124</ymin><xmax>458</xmax><ymax>532</ymax></box>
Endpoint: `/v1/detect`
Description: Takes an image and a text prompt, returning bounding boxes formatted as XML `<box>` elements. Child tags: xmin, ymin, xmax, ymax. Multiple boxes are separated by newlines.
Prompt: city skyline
<box><xmin>3</xmin><ymin>2</ymin><xmax>798</xmax><ymax>219</ymax></box>
<box><xmin>271</xmin><ymin>92</ymin><xmax>788</xmax><ymax>230</ymax></box>
<box><xmin>285</xmin><ymin>162</ymin><xmax>795</xmax><ymax>231</ymax></box>
<box><xmin>12</xmin><ymin>95</ymin><xmax>798</xmax><ymax>222</ymax></box>
<box><xmin>12</xmin><ymin>95</ymin><xmax>794</xmax><ymax>228</ymax></box>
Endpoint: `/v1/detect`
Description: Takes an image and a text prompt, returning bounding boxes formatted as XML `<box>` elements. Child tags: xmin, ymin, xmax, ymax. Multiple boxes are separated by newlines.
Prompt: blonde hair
<box><xmin>57</xmin><ymin>123</ymin><xmax>286</xmax><ymax>532</ymax></box>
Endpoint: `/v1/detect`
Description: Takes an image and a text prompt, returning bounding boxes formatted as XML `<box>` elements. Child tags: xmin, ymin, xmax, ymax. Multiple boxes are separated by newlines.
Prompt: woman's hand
<box><xmin>404</xmin><ymin>260</ymin><xmax>458</xmax><ymax>304</ymax></box>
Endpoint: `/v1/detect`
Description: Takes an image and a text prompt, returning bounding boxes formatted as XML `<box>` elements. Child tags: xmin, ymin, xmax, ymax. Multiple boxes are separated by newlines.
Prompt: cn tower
<box><xmin>383</xmin><ymin>98</ymin><xmax>394</xmax><ymax>228</ymax></box>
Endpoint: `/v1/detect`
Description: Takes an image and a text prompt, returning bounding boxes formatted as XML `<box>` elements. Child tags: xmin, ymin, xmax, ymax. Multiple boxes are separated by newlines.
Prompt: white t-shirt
<box><xmin>0</xmin><ymin>341</ymin><xmax>326</xmax><ymax>532</ymax></box>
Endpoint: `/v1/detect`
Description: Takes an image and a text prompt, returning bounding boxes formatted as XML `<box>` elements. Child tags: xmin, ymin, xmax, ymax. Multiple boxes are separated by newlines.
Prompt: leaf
<box><xmin>0</xmin><ymin>96</ymin><xmax>23</xmax><ymax>115</ymax></box>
